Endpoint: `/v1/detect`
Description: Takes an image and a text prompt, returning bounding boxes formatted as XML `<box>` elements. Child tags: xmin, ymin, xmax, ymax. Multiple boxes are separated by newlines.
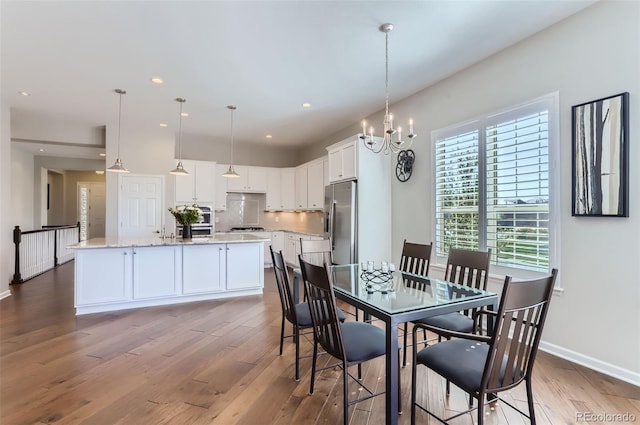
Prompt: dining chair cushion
<box><xmin>341</xmin><ymin>321</ymin><xmax>386</xmax><ymax>363</ymax></box>
<box><xmin>416</xmin><ymin>312</ymin><xmax>474</xmax><ymax>333</ymax></box>
<box><xmin>294</xmin><ymin>302</ymin><xmax>347</xmax><ymax>328</ymax></box>
<box><xmin>416</xmin><ymin>339</ymin><xmax>515</xmax><ymax>394</ymax></box>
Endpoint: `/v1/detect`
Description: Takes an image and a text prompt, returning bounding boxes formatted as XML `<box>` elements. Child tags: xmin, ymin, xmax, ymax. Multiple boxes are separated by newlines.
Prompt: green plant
<box><xmin>168</xmin><ymin>204</ymin><xmax>202</xmax><ymax>226</ymax></box>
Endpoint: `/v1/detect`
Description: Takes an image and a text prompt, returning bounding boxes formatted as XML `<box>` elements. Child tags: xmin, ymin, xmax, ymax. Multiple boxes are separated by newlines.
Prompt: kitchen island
<box><xmin>69</xmin><ymin>234</ymin><xmax>268</xmax><ymax>315</ymax></box>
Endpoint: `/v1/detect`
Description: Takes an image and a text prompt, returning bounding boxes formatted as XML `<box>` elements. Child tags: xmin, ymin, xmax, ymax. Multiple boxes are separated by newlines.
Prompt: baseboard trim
<box><xmin>538</xmin><ymin>341</ymin><xmax>640</xmax><ymax>387</ymax></box>
<box><xmin>0</xmin><ymin>290</ymin><xmax>11</xmax><ymax>301</ymax></box>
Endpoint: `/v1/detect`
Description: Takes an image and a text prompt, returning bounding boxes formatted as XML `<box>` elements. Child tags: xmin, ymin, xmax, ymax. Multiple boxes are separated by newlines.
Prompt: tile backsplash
<box><xmin>215</xmin><ymin>193</ymin><xmax>324</xmax><ymax>235</ymax></box>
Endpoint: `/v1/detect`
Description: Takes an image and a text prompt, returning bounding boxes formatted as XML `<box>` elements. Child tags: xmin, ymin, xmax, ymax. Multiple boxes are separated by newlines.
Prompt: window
<box><xmin>433</xmin><ymin>94</ymin><xmax>558</xmax><ymax>274</ymax></box>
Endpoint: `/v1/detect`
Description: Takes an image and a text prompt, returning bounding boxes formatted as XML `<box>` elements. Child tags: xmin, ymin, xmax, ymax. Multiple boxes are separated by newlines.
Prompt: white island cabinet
<box><xmin>70</xmin><ymin>234</ymin><xmax>267</xmax><ymax>315</ymax></box>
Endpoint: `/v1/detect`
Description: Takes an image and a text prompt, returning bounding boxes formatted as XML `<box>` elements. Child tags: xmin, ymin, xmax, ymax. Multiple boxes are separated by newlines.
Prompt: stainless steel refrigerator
<box><xmin>324</xmin><ymin>181</ymin><xmax>357</xmax><ymax>265</ymax></box>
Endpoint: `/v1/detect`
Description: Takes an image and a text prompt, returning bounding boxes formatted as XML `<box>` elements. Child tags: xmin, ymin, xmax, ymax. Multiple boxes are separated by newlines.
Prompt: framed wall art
<box><xmin>572</xmin><ymin>92</ymin><xmax>629</xmax><ymax>217</ymax></box>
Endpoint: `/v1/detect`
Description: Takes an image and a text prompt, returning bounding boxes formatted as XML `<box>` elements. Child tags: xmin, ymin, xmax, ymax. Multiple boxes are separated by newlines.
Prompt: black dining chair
<box><xmin>411</xmin><ymin>269</ymin><xmax>558</xmax><ymax>425</ymax></box>
<box><xmin>270</xmin><ymin>246</ymin><xmax>346</xmax><ymax>381</ymax></box>
<box><xmin>398</xmin><ymin>240</ymin><xmax>433</xmax><ymax>366</ymax></box>
<box><xmin>298</xmin><ymin>257</ymin><xmax>401</xmax><ymax>425</ymax></box>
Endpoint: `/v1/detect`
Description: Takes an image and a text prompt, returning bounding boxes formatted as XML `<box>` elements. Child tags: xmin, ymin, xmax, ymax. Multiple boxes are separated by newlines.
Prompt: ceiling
<box><xmin>2</xmin><ymin>1</ymin><xmax>596</xmax><ymax>158</ymax></box>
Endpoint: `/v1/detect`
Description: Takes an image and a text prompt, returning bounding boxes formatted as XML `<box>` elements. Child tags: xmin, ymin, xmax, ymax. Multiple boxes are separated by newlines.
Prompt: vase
<box><xmin>182</xmin><ymin>224</ymin><xmax>192</xmax><ymax>240</ymax></box>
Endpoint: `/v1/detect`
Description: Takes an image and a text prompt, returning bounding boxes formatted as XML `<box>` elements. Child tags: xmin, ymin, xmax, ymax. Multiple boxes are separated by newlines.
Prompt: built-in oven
<box><xmin>176</xmin><ymin>205</ymin><xmax>214</xmax><ymax>238</ymax></box>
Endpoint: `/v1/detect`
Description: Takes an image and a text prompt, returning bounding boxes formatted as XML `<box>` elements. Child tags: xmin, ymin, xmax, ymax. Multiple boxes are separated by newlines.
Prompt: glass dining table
<box><xmin>293</xmin><ymin>263</ymin><xmax>498</xmax><ymax>425</ymax></box>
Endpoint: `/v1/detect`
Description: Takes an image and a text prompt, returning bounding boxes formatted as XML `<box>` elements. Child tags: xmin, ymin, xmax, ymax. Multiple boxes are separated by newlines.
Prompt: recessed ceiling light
<box><xmin>39</xmin><ymin>148</ymin><xmax>44</xmax><ymax>152</ymax></box>
<box><xmin>180</xmin><ymin>112</ymin><xmax>189</xmax><ymax>117</ymax></box>
<box><xmin>159</xmin><ymin>123</ymin><xmax>168</xmax><ymax>127</ymax></box>
<box><xmin>19</xmin><ymin>91</ymin><xmax>30</xmax><ymax>96</ymax></box>
<box><xmin>99</xmin><ymin>153</ymin><xmax>106</xmax><ymax>157</ymax></box>
<box><xmin>95</xmin><ymin>170</ymin><xmax>105</xmax><ymax>175</ymax></box>
<box><xmin>265</xmin><ymin>134</ymin><xmax>273</xmax><ymax>139</ymax></box>
<box><xmin>150</xmin><ymin>77</ymin><xmax>163</xmax><ymax>84</ymax></box>
<box><xmin>302</xmin><ymin>103</ymin><xmax>311</xmax><ymax>108</ymax></box>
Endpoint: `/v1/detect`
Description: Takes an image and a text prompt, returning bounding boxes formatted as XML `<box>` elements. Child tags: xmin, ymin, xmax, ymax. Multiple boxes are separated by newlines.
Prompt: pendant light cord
<box><xmin>117</xmin><ymin>91</ymin><xmax>122</xmax><ymax>158</ymax></box>
<box><xmin>178</xmin><ymin>101</ymin><xmax>183</xmax><ymax>162</ymax></box>
<box><xmin>385</xmin><ymin>29</ymin><xmax>390</xmax><ymax>120</ymax></box>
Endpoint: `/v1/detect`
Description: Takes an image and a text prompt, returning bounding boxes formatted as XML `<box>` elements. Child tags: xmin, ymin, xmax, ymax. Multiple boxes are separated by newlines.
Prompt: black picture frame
<box><xmin>572</xmin><ymin>92</ymin><xmax>629</xmax><ymax>217</ymax></box>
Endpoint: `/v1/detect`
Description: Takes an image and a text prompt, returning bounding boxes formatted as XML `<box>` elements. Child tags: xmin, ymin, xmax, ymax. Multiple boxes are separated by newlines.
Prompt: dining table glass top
<box><xmin>327</xmin><ymin>263</ymin><xmax>495</xmax><ymax>316</ymax></box>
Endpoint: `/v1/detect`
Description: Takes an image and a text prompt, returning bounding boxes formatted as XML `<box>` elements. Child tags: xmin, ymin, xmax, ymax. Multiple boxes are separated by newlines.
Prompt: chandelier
<box><xmin>106</xmin><ymin>89</ymin><xmax>130</xmax><ymax>173</ymax></box>
<box><xmin>360</xmin><ymin>23</ymin><xmax>416</xmax><ymax>154</ymax></box>
<box><xmin>169</xmin><ymin>97</ymin><xmax>189</xmax><ymax>176</ymax></box>
<box><xmin>222</xmin><ymin>105</ymin><xmax>240</xmax><ymax>178</ymax></box>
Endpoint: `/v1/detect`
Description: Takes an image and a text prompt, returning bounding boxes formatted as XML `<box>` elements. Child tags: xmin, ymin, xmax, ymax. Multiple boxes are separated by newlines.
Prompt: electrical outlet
<box><xmin>275</xmin><ymin>216</ymin><xmax>279</xmax><ymax>223</ymax></box>
<box><xmin>215</xmin><ymin>216</ymin><xmax>220</xmax><ymax>223</ymax></box>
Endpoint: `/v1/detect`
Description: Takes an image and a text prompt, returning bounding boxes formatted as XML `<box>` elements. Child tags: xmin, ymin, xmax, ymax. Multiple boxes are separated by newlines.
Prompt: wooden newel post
<box><xmin>11</xmin><ymin>226</ymin><xmax>23</xmax><ymax>284</ymax></box>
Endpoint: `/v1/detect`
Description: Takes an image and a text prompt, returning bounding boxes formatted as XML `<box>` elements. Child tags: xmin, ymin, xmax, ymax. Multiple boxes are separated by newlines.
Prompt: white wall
<box><xmin>10</xmin><ymin>145</ymin><xmax>35</xmax><ymax>230</ymax></box>
<box><xmin>387</xmin><ymin>0</ymin><xmax>639</xmax><ymax>384</ymax></box>
<box><xmin>0</xmin><ymin>104</ymin><xmax>12</xmax><ymax>295</ymax></box>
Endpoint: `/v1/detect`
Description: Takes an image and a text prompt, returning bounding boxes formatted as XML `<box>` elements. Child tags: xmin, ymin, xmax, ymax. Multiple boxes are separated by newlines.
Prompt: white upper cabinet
<box><xmin>307</xmin><ymin>159</ymin><xmax>324</xmax><ymax>210</ymax></box>
<box><xmin>294</xmin><ymin>158</ymin><xmax>324</xmax><ymax>211</ymax></box>
<box><xmin>327</xmin><ymin>140</ymin><xmax>357</xmax><ymax>183</ymax></box>
<box><xmin>175</xmin><ymin>160</ymin><xmax>216</xmax><ymax>205</ymax></box>
<box><xmin>295</xmin><ymin>165</ymin><xmax>308</xmax><ymax>210</ymax></box>
<box><xmin>215</xmin><ymin>164</ymin><xmax>229</xmax><ymax>211</ymax></box>
<box><xmin>265</xmin><ymin>168</ymin><xmax>281</xmax><ymax>211</ymax></box>
<box><xmin>280</xmin><ymin>168</ymin><xmax>296</xmax><ymax>210</ymax></box>
<box><xmin>226</xmin><ymin>166</ymin><xmax>268</xmax><ymax>193</ymax></box>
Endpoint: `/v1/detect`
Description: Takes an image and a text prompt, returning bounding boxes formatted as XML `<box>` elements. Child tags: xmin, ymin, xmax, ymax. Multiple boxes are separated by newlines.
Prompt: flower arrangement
<box><xmin>168</xmin><ymin>204</ymin><xmax>202</xmax><ymax>226</ymax></box>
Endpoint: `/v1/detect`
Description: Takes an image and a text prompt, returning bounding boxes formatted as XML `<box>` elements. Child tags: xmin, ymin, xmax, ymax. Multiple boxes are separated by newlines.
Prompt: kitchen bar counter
<box><xmin>69</xmin><ymin>233</ymin><xmax>268</xmax><ymax>249</ymax></box>
<box><xmin>71</xmin><ymin>235</ymin><xmax>266</xmax><ymax>315</ymax></box>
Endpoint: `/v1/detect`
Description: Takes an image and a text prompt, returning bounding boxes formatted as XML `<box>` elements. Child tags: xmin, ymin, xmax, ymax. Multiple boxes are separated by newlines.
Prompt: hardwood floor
<box><xmin>1</xmin><ymin>262</ymin><xmax>639</xmax><ymax>424</ymax></box>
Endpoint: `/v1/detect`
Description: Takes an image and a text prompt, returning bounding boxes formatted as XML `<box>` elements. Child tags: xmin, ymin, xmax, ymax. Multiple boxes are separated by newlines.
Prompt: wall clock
<box><xmin>396</xmin><ymin>149</ymin><xmax>415</xmax><ymax>182</ymax></box>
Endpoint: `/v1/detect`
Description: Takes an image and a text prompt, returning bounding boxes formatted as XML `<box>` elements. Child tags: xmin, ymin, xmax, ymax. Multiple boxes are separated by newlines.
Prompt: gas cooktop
<box><xmin>229</xmin><ymin>226</ymin><xmax>265</xmax><ymax>231</ymax></box>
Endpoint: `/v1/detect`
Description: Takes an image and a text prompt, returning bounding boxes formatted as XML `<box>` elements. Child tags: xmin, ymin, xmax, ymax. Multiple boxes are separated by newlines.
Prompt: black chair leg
<box><xmin>294</xmin><ymin>325</ymin><xmax>300</xmax><ymax>381</ymax></box>
<box><xmin>402</xmin><ymin>322</ymin><xmax>409</xmax><ymax>367</ymax></box>
<box><xmin>526</xmin><ymin>378</ymin><xmax>537</xmax><ymax>425</ymax></box>
<box><xmin>357</xmin><ymin>363</ymin><xmax>362</xmax><ymax>380</ymax></box>
<box><xmin>279</xmin><ymin>315</ymin><xmax>285</xmax><ymax>355</ymax></box>
<box><xmin>310</xmin><ymin>341</ymin><xmax>318</xmax><ymax>394</ymax></box>
<box><xmin>343</xmin><ymin>362</ymin><xmax>349</xmax><ymax>425</ymax></box>
<box><xmin>398</xmin><ymin>349</ymin><xmax>402</xmax><ymax>414</ymax></box>
<box><xmin>411</xmin><ymin>342</ymin><xmax>418</xmax><ymax>424</ymax></box>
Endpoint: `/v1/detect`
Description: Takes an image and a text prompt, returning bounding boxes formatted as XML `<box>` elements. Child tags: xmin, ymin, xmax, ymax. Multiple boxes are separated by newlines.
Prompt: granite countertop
<box><xmin>216</xmin><ymin>229</ymin><xmax>324</xmax><ymax>237</ymax></box>
<box><xmin>69</xmin><ymin>234</ymin><xmax>270</xmax><ymax>249</ymax></box>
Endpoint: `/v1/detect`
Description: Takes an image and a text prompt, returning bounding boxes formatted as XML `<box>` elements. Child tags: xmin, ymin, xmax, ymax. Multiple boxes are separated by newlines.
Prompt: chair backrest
<box><xmin>482</xmin><ymin>269</ymin><xmax>558</xmax><ymax>394</ymax></box>
<box><xmin>300</xmin><ymin>238</ymin><xmax>332</xmax><ymax>267</ymax></box>
<box><xmin>298</xmin><ymin>257</ymin><xmax>346</xmax><ymax>361</ymax></box>
<box><xmin>399</xmin><ymin>240</ymin><xmax>432</xmax><ymax>277</ymax></box>
<box><xmin>445</xmin><ymin>248</ymin><xmax>491</xmax><ymax>290</ymax></box>
<box><xmin>270</xmin><ymin>246</ymin><xmax>298</xmax><ymax>325</ymax></box>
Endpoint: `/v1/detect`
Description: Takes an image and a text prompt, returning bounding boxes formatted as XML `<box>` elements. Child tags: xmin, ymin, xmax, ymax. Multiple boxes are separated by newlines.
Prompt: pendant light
<box><xmin>222</xmin><ymin>105</ymin><xmax>240</xmax><ymax>178</ymax></box>
<box><xmin>169</xmin><ymin>97</ymin><xmax>189</xmax><ymax>176</ymax></box>
<box><xmin>360</xmin><ymin>23</ymin><xmax>417</xmax><ymax>154</ymax></box>
<box><xmin>107</xmin><ymin>89</ymin><xmax>130</xmax><ymax>173</ymax></box>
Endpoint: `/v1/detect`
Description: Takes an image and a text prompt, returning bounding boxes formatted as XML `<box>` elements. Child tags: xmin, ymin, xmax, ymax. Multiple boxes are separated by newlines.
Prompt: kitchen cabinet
<box><xmin>327</xmin><ymin>141</ymin><xmax>357</xmax><ymax>183</ymax></box>
<box><xmin>280</xmin><ymin>168</ymin><xmax>296</xmax><ymax>210</ymax></box>
<box><xmin>271</xmin><ymin>231</ymin><xmax>284</xmax><ymax>256</ymax></box>
<box><xmin>75</xmin><ymin>247</ymin><xmax>132</xmax><ymax>306</ymax></box>
<box><xmin>307</xmin><ymin>159</ymin><xmax>324</xmax><ymax>210</ymax></box>
<box><xmin>284</xmin><ymin>232</ymin><xmax>321</xmax><ymax>268</ymax></box>
<box><xmin>72</xmin><ymin>235</ymin><xmax>267</xmax><ymax>315</ymax></box>
<box><xmin>214</xmin><ymin>164</ymin><xmax>228</xmax><ymax>211</ymax></box>
<box><xmin>132</xmin><ymin>246</ymin><xmax>180</xmax><ymax>299</ymax></box>
<box><xmin>294</xmin><ymin>159</ymin><xmax>324</xmax><ymax>210</ymax></box>
<box><xmin>265</xmin><ymin>168</ymin><xmax>281</xmax><ymax>211</ymax></box>
<box><xmin>175</xmin><ymin>160</ymin><xmax>216</xmax><ymax>204</ymax></box>
<box><xmin>226</xmin><ymin>243</ymin><xmax>263</xmax><ymax>290</ymax></box>
<box><xmin>183</xmin><ymin>244</ymin><xmax>226</xmax><ymax>294</ymax></box>
<box><xmin>295</xmin><ymin>165</ymin><xmax>308</xmax><ymax>210</ymax></box>
<box><xmin>226</xmin><ymin>166</ymin><xmax>268</xmax><ymax>193</ymax></box>
<box><xmin>247</xmin><ymin>231</ymin><xmax>272</xmax><ymax>267</ymax></box>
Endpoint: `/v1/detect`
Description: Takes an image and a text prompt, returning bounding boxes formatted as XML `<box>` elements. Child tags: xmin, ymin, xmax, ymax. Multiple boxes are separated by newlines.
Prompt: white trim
<box><xmin>539</xmin><ymin>341</ymin><xmax>640</xmax><ymax>387</ymax></box>
<box><xmin>0</xmin><ymin>290</ymin><xmax>11</xmax><ymax>300</ymax></box>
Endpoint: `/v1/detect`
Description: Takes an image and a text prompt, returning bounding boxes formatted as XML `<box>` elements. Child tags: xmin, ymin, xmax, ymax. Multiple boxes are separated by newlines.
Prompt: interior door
<box><xmin>119</xmin><ymin>175</ymin><xmax>164</xmax><ymax>238</ymax></box>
